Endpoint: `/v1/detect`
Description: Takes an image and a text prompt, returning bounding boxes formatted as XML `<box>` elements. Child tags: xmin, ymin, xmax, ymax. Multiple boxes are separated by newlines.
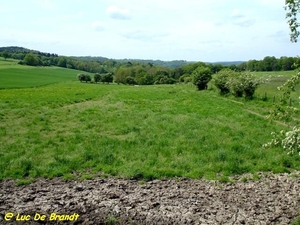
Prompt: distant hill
<box><xmin>0</xmin><ymin>46</ymin><xmax>58</xmax><ymax>57</ymax></box>
<box><xmin>207</xmin><ymin>61</ymin><xmax>245</xmax><ymax>66</ymax></box>
<box><xmin>0</xmin><ymin>46</ymin><xmax>245</xmax><ymax>68</ymax></box>
<box><xmin>112</xmin><ymin>59</ymin><xmax>190</xmax><ymax>69</ymax></box>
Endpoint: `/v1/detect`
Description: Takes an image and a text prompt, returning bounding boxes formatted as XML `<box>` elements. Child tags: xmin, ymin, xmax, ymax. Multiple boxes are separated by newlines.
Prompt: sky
<box><xmin>0</xmin><ymin>0</ymin><xmax>299</xmax><ymax>62</ymax></box>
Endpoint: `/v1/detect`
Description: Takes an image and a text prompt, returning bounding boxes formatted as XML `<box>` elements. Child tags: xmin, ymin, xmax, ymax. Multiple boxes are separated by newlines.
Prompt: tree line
<box><xmin>238</xmin><ymin>56</ymin><xmax>299</xmax><ymax>71</ymax></box>
<box><xmin>1</xmin><ymin>47</ymin><xmax>299</xmax><ymax>87</ymax></box>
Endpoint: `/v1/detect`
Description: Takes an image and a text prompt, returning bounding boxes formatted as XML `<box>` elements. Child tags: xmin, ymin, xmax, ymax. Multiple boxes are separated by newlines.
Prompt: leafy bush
<box><xmin>101</xmin><ymin>73</ymin><xmax>114</xmax><ymax>84</ymax></box>
<box><xmin>240</xmin><ymin>72</ymin><xmax>263</xmax><ymax>98</ymax></box>
<box><xmin>125</xmin><ymin>76</ymin><xmax>137</xmax><ymax>85</ymax></box>
<box><xmin>23</xmin><ymin>53</ymin><xmax>42</xmax><ymax>66</ymax></box>
<box><xmin>226</xmin><ymin>71</ymin><xmax>264</xmax><ymax>98</ymax></box>
<box><xmin>226</xmin><ymin>72</ymin><xmax>244</xmax><ymax>97</ymax></box>
<box><xmin>212</xmin><ymin>68</ymin><xmax>233</xmax><ymax>94</ymax></box>
<box><xmin>179</xmin><ymin>74</ymin><xmax>192</xmax><ymax>84</ymax></box>
<box><xmin>192</xmin><ymin>67</ymin><xmax>212</xmax><ymax>90</ymax></box>
<box><xmin>77</xmin><ymin>74</ymin><xmax>91</xmax><ymax>83</ymax></box>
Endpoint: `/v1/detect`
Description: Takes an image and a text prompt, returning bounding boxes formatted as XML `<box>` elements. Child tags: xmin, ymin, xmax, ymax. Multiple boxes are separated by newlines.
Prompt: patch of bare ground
<box><xmin>0</xmin><ymin>172</ymin><xmax>300</xmax><ymax>224</ymax></box>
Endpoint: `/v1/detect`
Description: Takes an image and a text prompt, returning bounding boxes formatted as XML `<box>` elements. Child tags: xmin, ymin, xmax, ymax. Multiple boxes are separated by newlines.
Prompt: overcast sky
<box><xmin>1</xmin><ymin>0</ymin><xmax>299</xmax><ymax>62</ymax></box>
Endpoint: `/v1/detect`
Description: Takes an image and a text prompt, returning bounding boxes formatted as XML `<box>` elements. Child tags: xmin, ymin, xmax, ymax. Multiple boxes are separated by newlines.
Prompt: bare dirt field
<box><xmin>1</xmin><ymin>172</ymin><xmax>300</xmax><ymax>225</ymax></box>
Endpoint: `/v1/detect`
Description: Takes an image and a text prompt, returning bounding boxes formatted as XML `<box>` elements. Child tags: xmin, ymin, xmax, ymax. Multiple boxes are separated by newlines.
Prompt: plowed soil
<box><xmin>1</xmin><ymin>172</ymin><xmax>300</xmax><ymax>225</ymax></box>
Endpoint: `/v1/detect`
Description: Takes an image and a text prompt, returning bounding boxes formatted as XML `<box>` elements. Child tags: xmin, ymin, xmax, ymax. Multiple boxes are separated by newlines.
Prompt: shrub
<box><xmin>240</xmin><ymin>72</ymin><xmax>262</xmax><ymax>98</ymax></box>
<box><xmin>101</xmin><ymin>73</ymin><xmax>113</xmax><ymax>84</ymax></box>
<box><xmin>192</xmin><ymin>67</ymin><xmax>212</xmax><ymax>90</ymax></box>
<box><xmin>77</xmin><ymin>74</ymin><xmax>91</xmax><ymax>83</ymax></box>
<box><xmin>125</xmin><ymin>76</ymin><xmax>137</xmax><ymax>85</ymax></box>
<box><xmin>212</xmin><ymin>68</ymin><xmax>233</xmax><ymax>94</ymax></box>
<box><xmin>226</xmin><ymin>71</ymin><xmax>264</xmax><ymax>98</ymax></box>
<box><xmin>226</xmin><ymin>72</ymin><xmax>244</xmax><ymax>97</ymax></box>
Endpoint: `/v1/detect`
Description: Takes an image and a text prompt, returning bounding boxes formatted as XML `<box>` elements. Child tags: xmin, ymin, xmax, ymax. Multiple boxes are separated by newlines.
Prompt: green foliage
<box><xmin>125</xmin><ymin>76</ymin><xmax>136</xmax><ymax>85</ymax></box>
<box><xmin>57</xmin><ymin>57</ymin><xmax>67</xmax><ymax>68</ymax></box>
<box><xmin>179</xmin><ymin>74</ymin><xmax>192</xmax><ymax>84</ymax></box>
<box><xmin>278</xmin><ymin>71</ymin><xmax>300</xmax><ymax>104</ymax></box>
<box><xmin>105</xmin><ymin>216</ymin><xmax>119</xmax><ymax>225</ymax></box>
<box><xmin>101</xmin><ymin>73</ymin><xmax>114</xmax><ymax>84</ymax></box>
<box><xmin>285</xmin><ymin>0</ymin><xmax>300</xmax><ymax>42</ymax></box>
<box><xmin>291</xmin><ymin>216</ymin><xmax>300</xmax><ymax>225</ymax></box>
<box><xmin>114</xmin><ymin>67</ymin><xmax>129</xmax><ymax>84</ymax></box>
<box><xmin>94</xmin><ymin>73</ymin><xmax>101</xmax><ymax>83</ymax></box>
<box><xmin>23</xmin><ymin>53</ymin><xmax>42</xmax><ymax>66</ymax></box>
<box><xmin>238</xmin><ymin>56</ymin><xmax>299</xmax><ymax>72</ymax></box>
<box><xmin>264</xmin><ymin>68</ymin><xmax>300</xmax><ymax>156</ymax></box>
<box><xmin>240</xmin><ymin>72</ymin><xmax>264</xmax><ymax>98</ymax></box>
<box><xmin>2</xmin><ymin>51</ymin><xmax>9</xmax><ymax>60</ymax></box>
<box><xmin>192</xmin><ymin>66</ymin><xmax>212</xmax><ymax>90</ymax></box>
<box><xmin>181</xmin><ymin>61</ymin><xmax>207</xmax><ymax>74</ymax></box>
<box><xmin>212</xmin><ymin>68</ymin><xmax>233</xmax><ymax>94</ymax></box>
<box><xmin>226</xmin><ymin>71</ymin><xmax>265</xmax><ymax>98</ymax></box>
<box><xmin>77</xmin><ymin>73</ymin><xmax>91</xmax><ymax>83</ymax></box>
<box><xmin>225</xmin><ymin>72</ymin><xmax>244</xmax><ymax>97</ymax></box>
<box><xmin>267</xmin><ymin>71</ymin><xmax>300</xmax><ymax>121</ymax></box>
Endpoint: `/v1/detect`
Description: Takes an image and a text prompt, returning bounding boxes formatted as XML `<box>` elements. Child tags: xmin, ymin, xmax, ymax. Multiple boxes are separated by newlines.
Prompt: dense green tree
<box><xmin>57</xmin><ymin>57</ymin><xmax>67</xmax><ymax>68</ymax></box>
<box><xmin>2</xmin><ymin>51</ymin><xmax>9</xmax><ymax>60</ymax></box>
<box><xmin>192</xmin><ymin>67</ymin><xmax>212</xmax><ymax>90</ymax></box>
<box><xmin>101</xmin><ymin>73</ymin><xmax>114</xmax><ymax>84</ymax></box>
<box><xmin>125</xmin><ymin>76</ymin><xmax>137</xmax><ymax>85</ymax></box>
<box><xmin>23</xmin><ymin>53</ymin><xmax>41</xmax><ymax>66</ymax></box>
<box><xmin>279</xmin><ymin>57</ymin><xmax>294</xmax><ymax>70</ymax></box>
<box><xmin>77</xmin><ymin>74</ymin><xmax>91</xmax><ymax>83</ymax></box>
<box><xmin>262</xmin><ymin>56</ymin><xmax>278</xmax><ymax>71</ymax></box>
<box><xmin>181</xmin><ymin>62</ymin><xmax>206</xmax><ymax>75</ymax></box>
<box><xmin>114</xmin><ymin>67</ymin><xmax>130</xmax><ymax>84</ymax></box>
<box><xmin>94</xmin><ymin>73</ymin><xmax>101</xmax><ymax>83</ymax></box>
<box><xmin>208</xmin><ymin>64</ymin><xmax>224</xmax><ymax>74</ymax></box>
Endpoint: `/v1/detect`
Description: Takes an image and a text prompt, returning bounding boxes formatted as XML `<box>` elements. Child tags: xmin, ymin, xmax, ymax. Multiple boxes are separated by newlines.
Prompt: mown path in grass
<box><xmin>1</xmin><ymin>82</ymin><xmax>300</xmax><ymax>182</ymax></box>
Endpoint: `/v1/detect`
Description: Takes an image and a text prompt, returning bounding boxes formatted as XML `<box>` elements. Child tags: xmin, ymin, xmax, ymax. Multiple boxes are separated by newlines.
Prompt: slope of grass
<box><xmin>0</xmin><ymin>58</ymin><xmax>79</xmax><ymax>89</ymax></box>
<box><xmin>1</xmin><ymin>81</ymin><xmax>299</xmax><ymax>181</ymax></box>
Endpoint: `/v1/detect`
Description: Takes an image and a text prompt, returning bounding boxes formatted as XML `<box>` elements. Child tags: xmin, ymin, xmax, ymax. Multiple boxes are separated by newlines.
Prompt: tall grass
<box><xmin>1</xmin><ymin>81</ymin><xmax>299</xmax><ymax>181</ymax></box>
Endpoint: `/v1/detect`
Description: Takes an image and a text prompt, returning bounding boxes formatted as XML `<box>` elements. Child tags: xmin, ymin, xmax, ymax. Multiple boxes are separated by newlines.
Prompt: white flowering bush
<box><xmin>212</xmin><ymin>68</ymin><xmax>233</xmax><ymax>94</ymax></box>
<box><xmin>282</xmin><ymin>127</ymin><xmax>300</xmax><ymax>155</ymax></box>
<box><xmin>225</xmin><ymin>71</ymin><xmax>266</xmax><ymax>98</ymax></box>
<box><xmin>263</xmin><ymin>127</ymin><xmax>300</xmax><ymax>155</ymax></box>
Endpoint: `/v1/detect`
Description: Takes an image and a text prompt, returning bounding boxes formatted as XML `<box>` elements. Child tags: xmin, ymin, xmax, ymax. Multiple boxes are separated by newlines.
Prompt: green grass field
<box><xmin>0</xmin><ymin>58</ymin><xmax>79</xmax><ymax>89</ymax></box>
<box><xmin>1</xmin><ymin>59</ymin><xmax>300</xmax><ymax>182</ymax></box>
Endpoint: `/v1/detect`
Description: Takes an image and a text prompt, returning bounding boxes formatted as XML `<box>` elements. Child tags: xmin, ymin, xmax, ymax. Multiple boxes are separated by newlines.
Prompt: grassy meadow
<box><xmin>0</xmin><ymin>58</ymin><xmax>79</xmax><ymax>89</ymax></box>
<box><xmin>1</xmin><ymin>59</ymin><xmax>300</xmax><ymax>182</ymax></box>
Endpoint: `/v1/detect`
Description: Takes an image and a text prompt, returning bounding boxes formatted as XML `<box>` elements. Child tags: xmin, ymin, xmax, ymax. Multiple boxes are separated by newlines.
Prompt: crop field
<box><xmin>0</xmin><ymin>58</ymin><xmax>79</xmax><ymax>89</ymax></box>
<box><xmin>1</xmin><ymin>60</ymin><xmax>300</xmax><ymax>183</ymax></box>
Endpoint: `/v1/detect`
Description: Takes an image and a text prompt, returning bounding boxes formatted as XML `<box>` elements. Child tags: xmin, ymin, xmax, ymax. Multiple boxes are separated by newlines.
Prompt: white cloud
<box><xmin>92</xmin><ymin>21</ymin><xmax>105</xmax><ymax>32</ymax></box>
<box><xmin>122</xmin><ymin>29</ymin><xmax>168</xmax><ymax>42</ymax></box>
<box><xmin>106</xmin><ymin>6</ymin><xmax>131</xmax><ymax>20</ymax></box>
<box><xmin>233</xmin><ymin>18</ymin><xmax>256</xmax><ymax>27</ymax></box>
<box><xmin>231</xmin><ymin>9</ymin><xmax>244</xmax><ymax>19</ymax></box>
<box><xmin>31</xmin><ymin>0</ymin><xmax>56</xmax><ymax>9</ymax></box>
<box><xmin>230</xmin><ymin>9</ymin><xmax>256</xmax><ymax>27</ymax></box>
